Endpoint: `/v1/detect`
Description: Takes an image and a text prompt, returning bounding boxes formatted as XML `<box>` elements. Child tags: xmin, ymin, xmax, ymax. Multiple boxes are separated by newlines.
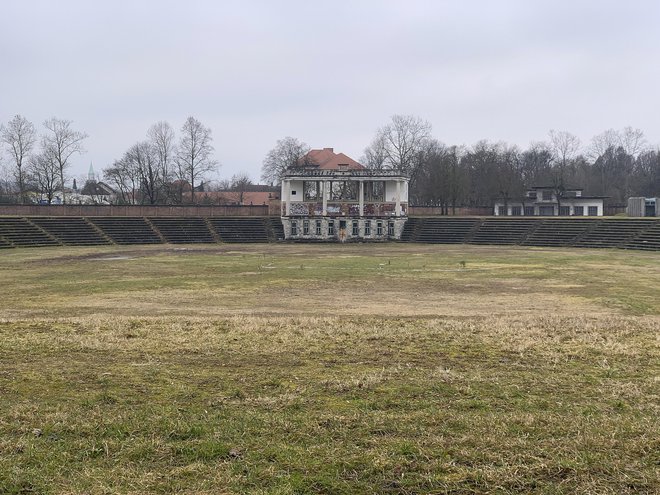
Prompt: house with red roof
<box><xmin>281</xmin><ymin>148</ymin><xmax>409</xmax><ymax>241</ymax></box>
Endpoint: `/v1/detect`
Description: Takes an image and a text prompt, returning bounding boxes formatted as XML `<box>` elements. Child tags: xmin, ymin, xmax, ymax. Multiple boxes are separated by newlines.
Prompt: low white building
<box><xmin>494</xmin><ymin>186</ymin><xmax>605</xmax><ymax>216</ymax></box>
<box><xmin>281</xmin><ymin>148</ymin><xmax>409</xmax><ymax>241</ymax></box>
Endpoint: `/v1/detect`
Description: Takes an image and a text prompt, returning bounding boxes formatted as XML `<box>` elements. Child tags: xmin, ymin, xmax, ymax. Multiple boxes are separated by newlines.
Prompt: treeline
<box><xmin>103</xmin><ymin>118</ymin><xmax>218</xmax><ymax>205</ymax></box>
<box><xmin>3</xmin><ymin>114</ymin><xmax>660</xmax><ymax>207</ymax></box>
<box><xmin>0</xmin><ymin>115</ymin><xmax>223</xmax><ymax>205</ymax></box>
<box><xmin>359</xmin><ymin>116</ymin><xmax>660</xmax><ymax>211</ymax></box>
<box><xmin>0</xmin><ymin>116</ymin><xmax>87</xmax><ymax>204</ymax></box>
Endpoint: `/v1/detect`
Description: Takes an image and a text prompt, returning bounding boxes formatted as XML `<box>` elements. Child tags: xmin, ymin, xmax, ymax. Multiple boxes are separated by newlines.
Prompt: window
<box><xmin>352</xmin><ymin>221</ymin><xmax>359</xmax><ymax>236</ymax></box>
<box><xmin>364</xmin><ymin>220</ymin><xmax>371</xmax><ymax>236</ymax></box>
<box><xmin>315</xmin><ymin>220</ymin><xmax>322</xmax><ymax>235</ymax></box>
<box><xmin>559</xmin><ymin>206</ymin><xmax>570</xmax><ymax>216</ymax></box>
<box><xmin>498</xmin><ymin>206</ymin><xmax>507</xmax><ymax>216</ymax></box>
<box><xmin>511</xmin><ymin>206</ymin><xmax>522</xmax><ymax>216</ymax></box>
<box><xmin>588</xmin><ymin>206</ymin><xmax>598</xmax><ymax>216</ymax></box>
<box><xmin>303</xmin><ymin>220</ymin><xmax>309</xmax><ymax>235</ymax></box>
<box><xmin>388</xmin><ymin>222</ymin><xmax>394</xmax><ymax>236</ymax></box>
<box><xmin>524</xmin><ymin>206</ymin><xmax>535</xmax><ymax>216</ymax></box>
<box><xmin>574</xmin><ymin>206</ymin><xmax>584</xmax><ymax>216</ymax></box>
<box><xmin>542</xmin><ymin>190</ymin><xmax>553</xmax><ymax>201</ymax></box>
<box><xmin>291</xmin><ymin>221</ymin><xmax>297</xmax><ymax>236</ymax></box>
<box><xmin>539</xmin><ymin>206</ymin><xmax>554</xmax><ymax>216</ymax></box>
<box><xmin>291</xmin><ymin>190</ymin><xmax>297</xmax><ymax>196</ymax></box>
<box><xmin>377</xmin><ymin>221</ymin><xmax>383</xmax><ymax>236</ymax></box>
<box><xmin>328</xmin><ymin>221</ymin><xmax>334</xmax><ymax>235</ymax></box>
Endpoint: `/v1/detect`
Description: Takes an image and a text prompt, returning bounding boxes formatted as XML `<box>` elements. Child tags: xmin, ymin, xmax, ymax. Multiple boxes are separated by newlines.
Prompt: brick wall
<box><xmin>0</xmin><ymin>204</ymin><xmax>269</xmax><ymax>217</ymax></box>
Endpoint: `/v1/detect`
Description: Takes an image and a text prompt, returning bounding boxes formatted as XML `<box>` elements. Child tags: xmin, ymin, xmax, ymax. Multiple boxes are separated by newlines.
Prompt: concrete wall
<box><xmin>627</xmin><ymin>197</ymin><xmax>659</xmax><ymax>217</ymax></box>
<box><xmin>384</xmin><ymin>181</ymin><xmax>408</xmax><ymax>202</ymax></box>
<box><xmin>409</xmin><ymin>206</ymin><xmax>491</xmax><ymax>216</ymax></box>
<box><xmin>286</xmin><ymin>181</ymin><xmax>305</xmax><ymax>202</ymax></box>
<box><xmin>283</xmin><ymin>217</ymin><xmax>407</xmax><ymax>241</ymax></box>
<box><xmin>626</xmin><ymin>198</ymin><xmax>645</xmax><ymax>217</ymax></box>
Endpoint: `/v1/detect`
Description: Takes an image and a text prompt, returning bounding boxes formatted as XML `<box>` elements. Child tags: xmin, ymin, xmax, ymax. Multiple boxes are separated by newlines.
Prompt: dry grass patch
<box><xmin>0</xmin><ymin>244</ymin><xmax>658</xmax><ymax>493</ymax></box>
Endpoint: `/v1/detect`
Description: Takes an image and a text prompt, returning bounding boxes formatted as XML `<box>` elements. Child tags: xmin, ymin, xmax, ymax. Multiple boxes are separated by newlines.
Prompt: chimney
<box><xmin>323</xmin><ymin>147</ymin><xmax>334</xmax><ymax>152</ymax></box>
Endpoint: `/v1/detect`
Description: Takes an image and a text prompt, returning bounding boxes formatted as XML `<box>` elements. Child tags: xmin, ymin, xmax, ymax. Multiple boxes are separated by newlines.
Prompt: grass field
<box><xmin>0</xmin><ymin>244</ymin><xmax>658</xmax><ymax>494</ymax></box>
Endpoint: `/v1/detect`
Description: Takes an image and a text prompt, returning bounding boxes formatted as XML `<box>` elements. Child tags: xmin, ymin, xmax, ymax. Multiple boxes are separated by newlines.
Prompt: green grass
<box><xmin>0</xmin><ymin>244</ymin><xmax>658</xmax><ymax>494</ymax></box>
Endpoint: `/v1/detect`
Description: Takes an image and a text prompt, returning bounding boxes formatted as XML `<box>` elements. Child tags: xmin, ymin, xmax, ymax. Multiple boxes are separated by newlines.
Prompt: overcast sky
<box><xmin>2</xmin><ymin>0</ymin><xmax>659</xmax><ymax>183</ymax></box>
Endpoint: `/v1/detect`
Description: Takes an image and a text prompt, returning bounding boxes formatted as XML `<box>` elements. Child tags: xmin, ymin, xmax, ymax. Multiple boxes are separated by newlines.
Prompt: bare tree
<box><xmin>104</xmin><ymin>156</ymin><xmax>140</xmax><ymax>205</ymax></box>
<box><xmin>519</xmin><ymin>141</ymin><xmax>553</xmax><ymax>188</ymax></box>
<box><xmin>41</xmin><ymin>118</ymin><xmax>88</xmax><ymax>204</ymax></box>
<box><xmin>28</xmin><ymin>152</ymin><xmax>60</xmax><ymax>204</ymax></box>
<box><xmin>361</xmin><ymin>133</ymin><xmax>388</xmax><ymax>170</ymax></box>
<box><xmin>368</xmin><ymin>114</ymin><xmax>432</xmax><ymax>174</ymax></box>
<box><xmin>589</xmin><ymin>127</ymin><xmax>646</xmax><ymax>158</ymax></box>
<box><xmin>175</xmin><ymin>117</ymin><xmax>218</xmax><ymax>204</ymax></box>
<box><xmin>1</xmin><ymin>115</ymin><xmax>36</xmax><ymax>203</ymax></box>
<box><xmin>548</xmin><ymin>130</ymin><xmax>580</xmax><ymax>214</ymax></box>
<box><xmin>261</xmin><ymin>137</ymin><xmax>311</xmax><ymax>185</ymax></box>
<box><xmin>126</xmin><ymin>141</ymin><xmax>165</xmax><ymax>204</ymax></box>
<box><xmin>229</xmin><ymin>172</ymin><xmax>253</xmax><ymax>204</ymax></box>
<box><xmin>0</xmin><ymin>160</ymin><xmax>16</xmax><ymax>203</ymax></box>
<box><xmin>589</xmin><ymin>128</ymin><xmax>620</xmax><ymax>161</ymax></box>
<box><xmin>619</xmin><ymin>127</ymin><xmax>647</xmax><ymax>157</ymax></box>
<box><xmin>148</xmin><ymin>121</ymin><xmax>176</xmax><ymax>199</ymax></box>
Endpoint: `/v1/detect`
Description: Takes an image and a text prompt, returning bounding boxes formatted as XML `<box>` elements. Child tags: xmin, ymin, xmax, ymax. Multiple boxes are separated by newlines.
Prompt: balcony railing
<box><xmin>282</xmin><ymin>201</ymin><xmax>407</xmax><ymax>217</ymax></box>
<box><xmin>283</xmin><ymin>169</ymin><xmax>408</xmax><ymax>178</ymax></box>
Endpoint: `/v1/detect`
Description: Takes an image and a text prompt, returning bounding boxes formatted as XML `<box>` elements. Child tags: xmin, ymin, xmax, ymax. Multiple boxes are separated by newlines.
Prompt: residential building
<box><xmin>494</xmin><ymin>186</ymin><xmax>605</xmax><ymax>216</ymax></box>
<box><xmin>281</xmin><ymin>148</ymin><xmax>409</xmax><ymax>240</ymax></box>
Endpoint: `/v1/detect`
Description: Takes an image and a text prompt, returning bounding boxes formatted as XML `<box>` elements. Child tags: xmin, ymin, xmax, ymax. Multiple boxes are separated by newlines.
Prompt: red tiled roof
<box><xmin>304</xmin><ymin>147</ymin><xmax>365</xmax><ymax>170</ymax></box>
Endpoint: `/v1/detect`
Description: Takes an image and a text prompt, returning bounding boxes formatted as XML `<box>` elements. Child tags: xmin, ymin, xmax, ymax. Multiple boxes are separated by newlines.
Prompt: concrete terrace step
<box><xmin>29</xmin><ymin>217</ymin><xmax>110</xmax><ymax>246</ymax></box>
<box><xmin>415</xmin><ymin>218</ymin><xmax>481</xmax><ymax>243</ymax></box>
<box><xmin>469</xmin><ymin>219</ymin><xmax>540</xmax><ymax>245</ymax></box>
<box><xmin>147</xmin><ymin>217</ymin><xmax>216</xmax><ymax>243</ymax></box>
<box><xmin>87</xmin><ymin>217</ymin><xmax>162</xmax><ymax>245</ymax></box>
<box><xmin>624</xmin><ymin>222</ymin><xmax>660</xmax><ymax>251</ymax></box>
<box><xmin>575</xmin><ymin>219</ymin><xmax>658</xmax><ymax>248</ymax></box>
<box><xmin>523</xmin><ymin>219</ymin><xmax>595</xmax><ymax>246</ymax></box>
<box><xmin>210</xmin><ymin>217</ymin><xmax>270</xmax><ymax>243</ymax></box>
<box><xmin>0</xmin><ymin>217</ymin><xmax>60</xmax><ymax>247</ymax></box>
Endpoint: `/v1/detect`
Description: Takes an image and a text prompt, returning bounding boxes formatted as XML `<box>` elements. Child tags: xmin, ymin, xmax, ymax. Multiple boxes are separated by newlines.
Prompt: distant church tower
<box><xmin>88</xmin><ymin>163</ymin><xmax>96</xmax><ymax>182</ymax></box>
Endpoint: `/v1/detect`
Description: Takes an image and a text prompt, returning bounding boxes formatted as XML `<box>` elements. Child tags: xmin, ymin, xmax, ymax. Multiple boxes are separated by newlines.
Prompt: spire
<box><xmin>88</xmin><ymin>163</ymin><xmax>96</xmax><ymax>182</ymax></box>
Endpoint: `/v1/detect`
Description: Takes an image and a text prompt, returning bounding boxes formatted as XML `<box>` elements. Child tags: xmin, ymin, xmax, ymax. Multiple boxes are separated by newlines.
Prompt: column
<box><xmin>359</xmin><ymin>181</ymin><xmax>364</xmax><ymax>217</ymax></box>
<box><xmin>395</xmin><ymin>180</ymin><xmax>401</xmax><ymax>216</ymax></box>
<box><xmin>284</xmin><ymin>180</ymin><xmax>291</xmax><ymax>216</ymax></box>
<box><xmin>322</xmin><ymin>181</ymin><xmax>328</xmax><ymax>216</ymax></box>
